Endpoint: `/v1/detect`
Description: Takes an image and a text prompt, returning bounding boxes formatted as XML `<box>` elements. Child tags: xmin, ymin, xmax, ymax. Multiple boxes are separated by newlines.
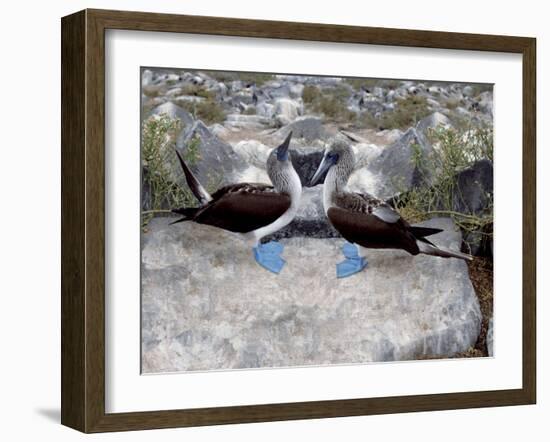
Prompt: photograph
<box><xmin>140</xmin><ymin>67</ymin><xmax>494</xmax><ymax>374</ymax></box>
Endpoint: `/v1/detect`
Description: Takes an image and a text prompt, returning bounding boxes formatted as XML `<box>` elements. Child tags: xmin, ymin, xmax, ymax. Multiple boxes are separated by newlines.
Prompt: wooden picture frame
<box><xmin>61</xmin><ymin>8</ymin><xmax>536</xmax><ymax>433</ymax></box>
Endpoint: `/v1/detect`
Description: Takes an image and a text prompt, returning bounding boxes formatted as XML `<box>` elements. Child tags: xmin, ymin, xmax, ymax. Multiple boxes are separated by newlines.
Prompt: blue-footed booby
<box><xmin>172</xmin><ymin>132</ymin><xmax>302</xmax><ymax>273</ymax></box>
<box><xmin>310</xmin><ymin>138</ymin><xmax>472</xmax><ymax>278</ymax></box>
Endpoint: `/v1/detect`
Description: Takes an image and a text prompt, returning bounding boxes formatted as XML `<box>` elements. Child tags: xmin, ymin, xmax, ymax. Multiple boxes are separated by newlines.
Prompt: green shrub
<box><xmin>444</xmin><ymin>98</ymin><xmax>462</xmax><ymax>110</ymax></box>
<box><xmin>392</xmin><ymin>124</ymin><xmax>493</xmax><ymax>248</ymax></box>
<box><xmin>141</xmin><ymin>114</ymin><xmax>196</xmax><ymax>227</ymax></box>
<box><xmin>202</xmin><ymin>70</ymin><xmax>275</xmax><ymax>86</ymax></box>
<box><xmin>345</xmin><ymin>78</ymin><xmax>401</xmax><ymax>91</ymax></box>
<box><xmin>239</xmin><ymin>73</ymin><xmax>275</xmax><ymax>86</ymax></box>
<box><xmin>302</xmin><ymin>85</ymin><xmax>318</xmax><ymax>104</ymax></box>
<box><xmin>303</xmin><ymin>85</ymin><xmax>355</xmax><ymax>123</ymax></box>
<box><xmin>176</xmin><ymin>99</ymin><xmax>226</xmax><ymax>125</ymax></box>
<box><xmin>314</xmin><ymin>96</ymin><xmax>354</xmax><ymax>121</ymax></box>
<box><xmin>360</xmin><ymin>95</ymin><xmax>431</xmax><ymax>130</ymax></box>
<box><xmin>242</xmin><ymin>106</ymin><xmax>257</xmax><ymax>115</ymax></box>
<box><xmin>181</xmin><ymin>84</ymin><xmax>215</xmax><ymax>100</ymax></box>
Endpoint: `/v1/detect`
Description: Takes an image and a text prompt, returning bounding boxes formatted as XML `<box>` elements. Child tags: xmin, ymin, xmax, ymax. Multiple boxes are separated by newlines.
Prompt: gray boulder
<box><xmin>452</xmin><ymin>159</ymin><xmax>493</xmax><ymax>256</ymax></box>
<box><xmin>232</xmin><ymin>139</ymin><xmax>271</xmax><ymax>169</ymax></box>
<box><xmin>453</xmin><ymin>159</ymin><xmax>493</xmax><ymax>215</ymax></box>
<box><xmin>230</xmin><ymin>91</ymin><xmax>255</xmax><ymax>107</ymax></box>
<box><xmin>476</xmin><ymin>91</ymin><xmax>493</xmax><ymax>116</ymax></box>
<box><xmin>275</xmin><ymin>117</ymin><xmax>327</xmax><ymax>142</ymax></box>
<box><xmin>176</xmin><ymin>120</ymin><xmax>245</xmax><ymax>186</ymax></box>
<box><xmin>141</xmin><ymin>217</ymin><xmax>481</xmax><ymax>372</ymax></box>
<box><xmin>224</xmin><ymin>114</ymin><xmax>267</xmax><ymax>131</ymax></box>
<box><xmin>462</xmin><ymin>85</ymin><xmax>474</xmax><ymax>97</ymax></box>
<box><xmin>265</xmin><ymin>83</ymin><xmax>291</xmax><ymax>99</ymax></box>
<box><xmin>273</xmin><ymin>98</ymin><xmax>303</xmax><ymax>126</ymax></box>
<box><xmin>353</xmin><ymin>112</ymin><xmax>452</xmax><ymax>200</ymax></box>
<box><xmin>357</xmin><ymin>128</ymin><xmax>428</xmax><ymax>200</ymax></box>
<box><xmin>415</xmin><ymin>111</ymin><xmax>452</xmax><ymax>150</ymax></box>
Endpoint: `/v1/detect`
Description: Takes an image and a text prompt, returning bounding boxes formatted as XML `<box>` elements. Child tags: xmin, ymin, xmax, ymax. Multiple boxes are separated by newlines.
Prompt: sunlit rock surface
<box><xmin>141</xmin><ymin>217</ymin><xmax>481</xmax><ymax>373</ymax></box>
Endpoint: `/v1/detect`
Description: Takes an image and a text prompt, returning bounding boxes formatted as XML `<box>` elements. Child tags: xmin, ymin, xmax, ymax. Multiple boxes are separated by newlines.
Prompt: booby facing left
<box><xmin>310</xmin><ymin>138</ymin><xmax>472</xmax><ymax>278</ymax></box>
<box><xmin>172</xmin><ymin>132</ymin><xmax>302</xmax><ymax>273</ymax></box>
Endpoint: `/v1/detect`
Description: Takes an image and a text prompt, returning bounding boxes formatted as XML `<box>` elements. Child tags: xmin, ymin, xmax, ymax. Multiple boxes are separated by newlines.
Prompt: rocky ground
<box><xmin>140</xmin><ymin>69</ymin><xmax>494</xmax><ymax>371</ymax></box>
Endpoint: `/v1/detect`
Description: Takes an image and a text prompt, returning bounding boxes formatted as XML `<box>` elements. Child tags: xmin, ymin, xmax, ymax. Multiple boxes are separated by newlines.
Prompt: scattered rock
<box><xmin>142</xmin><ymin>69</ymin><xmax>154</xmax><ymax>87</ymax></box>
<box><xmin>462</xmin><ymin>85</ymin><xmax>474</xmax><ymax>97</ymax></box>
<box><xmin>273</xmin><ymin>98</ymin><xmax>303</xmax><ymax>126</ymax></box>
<box><xmin>289</xmin><ymin>83</ymin><xmax>305</xmax><ymax>99</ymax></box>
<box><xmin>141</xmin><ymin>217</ymin><xmax>482</xmax><ymax>372</ymax></box>
<box><xmin>476</xmin><ymin>91</ymin><xmax>493</xmax><ymax>116</ymax></box>
<box><xmin>224</xmin><ymin>114</ymin><xmax>267</xmax><ymax>131</ymax></box>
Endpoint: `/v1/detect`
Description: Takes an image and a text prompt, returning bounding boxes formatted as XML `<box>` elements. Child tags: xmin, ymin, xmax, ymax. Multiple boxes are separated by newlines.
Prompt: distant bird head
<box><xmin>310</xmin><ymin>137</ymin><xmax>355</xmax><ymax>186</ymax></box>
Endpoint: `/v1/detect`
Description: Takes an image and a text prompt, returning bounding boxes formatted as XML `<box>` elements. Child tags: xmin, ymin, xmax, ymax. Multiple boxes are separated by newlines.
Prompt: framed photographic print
<box><xmin>61</xmin><ymin>9</ymin><xmax>536</xmax><ymax>433</ymax></box>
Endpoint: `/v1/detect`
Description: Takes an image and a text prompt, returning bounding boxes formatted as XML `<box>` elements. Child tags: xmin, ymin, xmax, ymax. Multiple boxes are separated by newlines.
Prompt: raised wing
<box><xmin>191</xmin><ymin>183</ymin><xmax>291</xmax><ymax>233</ymax></box>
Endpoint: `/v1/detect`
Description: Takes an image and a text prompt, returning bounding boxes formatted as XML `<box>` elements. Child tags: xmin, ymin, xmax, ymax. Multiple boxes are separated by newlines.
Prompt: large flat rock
<box><xmin>141</xmin><ymin>217</ymin><xmax>481</xmax><ymax>373</ymax></box>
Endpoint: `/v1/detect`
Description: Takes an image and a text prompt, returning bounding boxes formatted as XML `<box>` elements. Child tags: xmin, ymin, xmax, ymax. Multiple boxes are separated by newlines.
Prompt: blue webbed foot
<box><xmin>336</xmin><ymin>242</ymin><xmax>367</xmax><ymax>278</ymax></box>
<box><xmin>253</xmin><ymin>241</ymin><xmax>285</xmax><ymax>274</ymax></box>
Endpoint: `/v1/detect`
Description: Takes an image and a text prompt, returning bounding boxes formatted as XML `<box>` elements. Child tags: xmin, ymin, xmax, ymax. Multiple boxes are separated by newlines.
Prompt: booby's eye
<box><xmin>327</xmin><ymin>152</ymin><xmax>339</xmax><ymax>163</ymax></box>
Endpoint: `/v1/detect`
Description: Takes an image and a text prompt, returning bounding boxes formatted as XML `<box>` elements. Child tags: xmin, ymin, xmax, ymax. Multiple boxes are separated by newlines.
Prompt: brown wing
<box><xmin>327</xmin><ymin>206</ymin><xmax>420</xmax><ymax>255</ymax></box>
<box><xmin>192</xmin><ymin>184</ymin><xmax>291</xmax><ymax>233</ymax></box>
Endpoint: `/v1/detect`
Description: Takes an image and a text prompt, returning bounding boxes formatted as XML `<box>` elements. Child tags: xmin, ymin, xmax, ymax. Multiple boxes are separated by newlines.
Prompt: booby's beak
<box><xmin>276</xmin><ymin>131</ymin><xmax>293</xmax><ymax>161</ymax></box>
<box><xmin>310</xmin><ymin>152</ymin><xmax>338</xmax><ymax>186</ymax></box>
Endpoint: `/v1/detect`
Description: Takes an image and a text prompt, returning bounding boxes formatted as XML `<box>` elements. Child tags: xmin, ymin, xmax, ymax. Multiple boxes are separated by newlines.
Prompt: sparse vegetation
<box><xmin>303</xmin><ymin>85</ymin><xmax>355</xmax><ymax>122</ymax></box>
<box><xmin>203</xmin><ymin>70</ymin><xmax>275</xmax><ymax>86</ymax></box>
<box><xmin>181</xmin><ymin>84</ymin><xmax>216</xmax><ymax>100</ymax></box>
<box><xmin>142</xmin><ymin>85</ymin><xmax>162</xmax><ymax>98</ymax></box>
<box><xmin>392</xmin><ymin>124</ymin><xmax>494</xmax><ymax>250</ymax></box>
<box><xmin>468</xmin><ymin>83</ymin><xmax>494</xmax><ymax>97</ymax></box>
<box><xmin>302</xmin><ymin>85</ymin><xmax>318</xmax><ymax>104</ymax></box>
<box><xmin>345</xmin><ymin>77</ymin><xmax>401</xmax><ymax>91</ymax></box>
<box><xmin>313</xmin><ymin>95</ymin><xmax>355</xmax><ymax>122</ymax></box>
<box><xmin>242</xmin><ymin>106</ymin><xmax>257</xmax><ymax>115</ymax></box>
<box><xmin>239</xmin><ymin>73</ymin><xmax>275</xmax><ymax>86</ymax></box>
<box><xmin>175</xmin><ymin>99</ymin><xmax>226</xmax><ymax>125</ymax></box>
<box><xmin>363</xmin><ymin>96</ymin><xmax>432</xmax><ymax>130</ymax></box>
<box><xmin>141</xmin><ymin>114</ymin><xmax>197</xmax><ymax>227</ymax></box>
<box><xmin>444</xmin><ymin>97</ymin><xmax>462</xmax><ymax>110</ymax></box>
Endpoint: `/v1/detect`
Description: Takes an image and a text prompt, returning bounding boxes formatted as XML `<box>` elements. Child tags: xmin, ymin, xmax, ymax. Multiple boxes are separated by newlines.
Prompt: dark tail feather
<box><xmin>409</xmin><ymin>226</ymin><xmax>443</xmax><ymax>238</ymax></box>
<box><xmin>417</xmin><ymin>240</ymin><xmax>473</xmax><ymax>261</ymax></box>
<box><xmin>170</xmin><ymin>207</ymin><xmax>199</xmax><ymax>225</ymax></box>
<box><xmin>172</xmin><ymin>207</ymin><xmax>198</xmax><ymax>217</ymax></box>
<box><xmin>175</xmin><ymin>150</ymin><xmax>212</xmax><ymax>205</ymax></box>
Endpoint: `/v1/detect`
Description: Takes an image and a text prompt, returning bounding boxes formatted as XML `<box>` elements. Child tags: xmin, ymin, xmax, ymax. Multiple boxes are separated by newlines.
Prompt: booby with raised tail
<box><xmin>310</xmin><ymin>138</ymin><xmax>472</xmax><ymax>278</ymax></box>
<box><xmin>172</xmin><ymin>132</ymin><xmax>302</xmax><ymax>273</ymax></box>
